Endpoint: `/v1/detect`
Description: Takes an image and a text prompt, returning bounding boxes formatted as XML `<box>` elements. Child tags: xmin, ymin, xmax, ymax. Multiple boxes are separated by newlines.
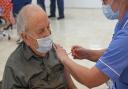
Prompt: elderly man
<box><xmin>2</xmin><ymin>4</ymin><xmax>76</xmax><ymax>89</ymax></box>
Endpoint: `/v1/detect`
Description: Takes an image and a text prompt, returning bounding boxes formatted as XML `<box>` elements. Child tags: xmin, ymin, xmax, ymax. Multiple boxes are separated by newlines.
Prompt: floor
<box><xmin>0</xmin><ymin>8</ymin><xmax>117</xmax><ymax>89</ymax></box>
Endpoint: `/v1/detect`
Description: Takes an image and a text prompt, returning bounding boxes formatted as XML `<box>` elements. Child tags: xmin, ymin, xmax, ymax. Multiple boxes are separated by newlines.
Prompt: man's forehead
<box><xmin>29</xmin><ymin>20</ymin><xmax>49</xmax><ymax>31</ymax></box>
<box><xmin>28</xmin><ymin>13</ymin><xmax>48</xmax><ymax>25</ymax></box>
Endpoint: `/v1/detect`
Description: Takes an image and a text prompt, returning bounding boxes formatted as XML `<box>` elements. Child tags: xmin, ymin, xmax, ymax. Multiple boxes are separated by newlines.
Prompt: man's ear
<box><xmin>21</xmin><ymin>32</ymin><xmax>30</xmax><ymax>46</ymax></box>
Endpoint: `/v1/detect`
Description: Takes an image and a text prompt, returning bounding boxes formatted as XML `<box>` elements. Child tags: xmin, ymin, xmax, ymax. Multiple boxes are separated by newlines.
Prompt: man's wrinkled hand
<box><xmin>53</xmin><ymin>44</ymin><xmax>69</xmax><ymax>63</ymax></box>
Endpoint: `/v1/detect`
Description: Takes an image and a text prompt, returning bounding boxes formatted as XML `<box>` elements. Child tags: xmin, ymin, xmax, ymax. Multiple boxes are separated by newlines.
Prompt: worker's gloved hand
<box><xmin>71</xmin><ymin>45</ymin><xmax>90</xmax><ymax>60</ymax></box>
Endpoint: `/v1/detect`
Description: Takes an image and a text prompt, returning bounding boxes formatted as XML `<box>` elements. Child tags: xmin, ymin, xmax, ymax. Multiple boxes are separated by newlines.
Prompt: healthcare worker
<box><xmin>54</xmin><ymin>0</ymin><xmax>128</xmax><ymax>89</ymax></box>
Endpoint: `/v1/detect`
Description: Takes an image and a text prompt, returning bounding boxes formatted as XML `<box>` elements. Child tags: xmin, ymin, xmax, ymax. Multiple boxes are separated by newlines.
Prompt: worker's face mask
<box><xmin>36</xmin><ymin>35</ymin><xmax>53</xmax><ymax>53</ymax></box>
<box><xmin>102</xmin><ymin>0</ymin><xmax>119</xmax><ymax>20</ymax></box>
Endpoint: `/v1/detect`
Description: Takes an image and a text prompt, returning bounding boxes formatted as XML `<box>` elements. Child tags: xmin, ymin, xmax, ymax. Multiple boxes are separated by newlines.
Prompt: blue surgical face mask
<box><xmin>102</xmin><ymin>1</ymin><xmax>119</xmax><ymax>20</ymax></box>
<box><xmin>36</xmin><ymin>35</ymin><xmax>53</xmax><ymax>53</ymax></box>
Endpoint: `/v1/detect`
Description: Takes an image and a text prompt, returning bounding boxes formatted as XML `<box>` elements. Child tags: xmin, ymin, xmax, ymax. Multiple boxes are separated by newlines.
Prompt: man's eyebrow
<box><xmin>38</xmin><ymin>27</ymin><xmax>45</xmax><ymax>33</ymax></box>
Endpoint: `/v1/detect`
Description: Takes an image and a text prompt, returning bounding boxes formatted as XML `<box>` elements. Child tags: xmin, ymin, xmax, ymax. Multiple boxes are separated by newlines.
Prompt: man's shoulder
<box><xmin>6</xmin><ymin>43</ymin><xmax>25</xmax><ymax>68</ymax></box>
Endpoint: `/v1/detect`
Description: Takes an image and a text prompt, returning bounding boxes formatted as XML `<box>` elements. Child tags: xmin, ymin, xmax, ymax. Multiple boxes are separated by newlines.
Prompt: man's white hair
<box><xmin>17</xmin><ymin>11</ymin><xmax>26</xmax><ymax>36</ymax></box>
<box><xmin>16</xmin><ymin>4</ymin><xmax>44</xmax><ymax>36</ymax></box>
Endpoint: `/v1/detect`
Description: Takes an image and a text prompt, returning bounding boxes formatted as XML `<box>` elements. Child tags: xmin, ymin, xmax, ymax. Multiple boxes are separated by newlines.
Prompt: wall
<box><xmin>32</xmin><ymin>0</ymin><xmax>102</xmax><ymax>8</ymax></box>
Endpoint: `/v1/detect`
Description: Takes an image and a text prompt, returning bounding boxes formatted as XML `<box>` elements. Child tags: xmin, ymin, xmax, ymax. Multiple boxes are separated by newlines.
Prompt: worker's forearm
<box><xmin>62</xmin><ymin>57</ymin><xmax>108</xmax><ymax>88</ymax></box>
<box><xmin>63</xmin><ymin>58</ymin><xmax>92</xmax><ymax>87</ymax></box>
<box><xmin>87</xmin><ymin>49</ymin><xmax>106</xmax><ymax>62</ymax></box>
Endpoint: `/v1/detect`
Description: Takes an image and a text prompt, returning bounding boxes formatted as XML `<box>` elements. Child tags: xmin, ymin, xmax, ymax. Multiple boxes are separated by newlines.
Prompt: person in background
<box><xmin>0</xmin><ymin>0</ymin><xmax>15</xmax><ymax>25</ymax></box>
<box><xmin>37</xmin><ymin>0</ymin><xmax>46</xmax><ymax>11</ymax></box>
<box><xmin>49</xmin><ymin>0</ymin><xmax>64</xmax><ymax>20</ymax></box>
<box><xmin>12</xmin><ymin>0</ymin><xmax>32</xmax><ymax>17</ymax></box>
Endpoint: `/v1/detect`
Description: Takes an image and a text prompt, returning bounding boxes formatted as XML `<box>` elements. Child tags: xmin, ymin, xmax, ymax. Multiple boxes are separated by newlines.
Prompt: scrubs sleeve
<box><xmin>96</xmin><ymin>30</ymin><xmax>128</xmax><ymax>81</ymax></box>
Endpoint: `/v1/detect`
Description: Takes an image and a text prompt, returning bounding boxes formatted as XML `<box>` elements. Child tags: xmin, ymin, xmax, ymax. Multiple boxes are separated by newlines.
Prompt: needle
<box><xmin>53</xmin><ymin>42</ymin><xmax>71</xmax><ymax>55</ymax></box>
<box><xmin>52</xmin><ymin>42</ymin><xmax>57</xmax><ymax>49</ymax></box>
<box><xmin>68</xmin><ymin>52</ymin><xmax>72</xmax><ymax>55</ymax></box>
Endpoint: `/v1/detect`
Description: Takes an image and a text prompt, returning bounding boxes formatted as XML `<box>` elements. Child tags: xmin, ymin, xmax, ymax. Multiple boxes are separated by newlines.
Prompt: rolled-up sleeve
<box><xmin>96</xmin><ymin>31</ymin><xmax>128</xmax><ymax>81</ymax></box>
<box><xmin>2</xmin><ymin>66</ymin><xmax>25</xmax><ymax>89</ymax></box>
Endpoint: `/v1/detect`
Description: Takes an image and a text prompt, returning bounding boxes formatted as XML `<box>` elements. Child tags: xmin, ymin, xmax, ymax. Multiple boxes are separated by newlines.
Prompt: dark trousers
<box><xmin>37</xmin><ymin>0</ymin><xmax>46</xmax><ymax>11</ymax></box>
<box><xmin>50</xmin><ymin>0</ymin><xmax>64</xmax><ymax>17</ymax></box>
<box><xmin>12</xmin><ymin>0</ymin><xmax>32</xmax><ymax>16</ymax></box>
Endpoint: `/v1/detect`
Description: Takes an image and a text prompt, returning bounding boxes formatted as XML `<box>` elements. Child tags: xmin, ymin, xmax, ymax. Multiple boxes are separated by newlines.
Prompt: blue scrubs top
<box><xmin>96</xmin><ymin>12</ymin><xmax>128</xmax><ymax>89</ymax></box>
